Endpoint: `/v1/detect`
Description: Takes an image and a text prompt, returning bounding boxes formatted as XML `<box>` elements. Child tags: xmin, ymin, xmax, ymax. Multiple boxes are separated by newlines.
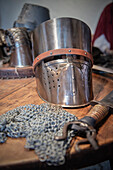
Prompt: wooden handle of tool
<box><xmin>88</xmin><ymin>104</ymin><xmax>109</xmax><ymax>124</ymax></box>
<box><xmin>81</xmin><ymin>104</ymin><xmax>109</xmax><ymax>127</ymax></box>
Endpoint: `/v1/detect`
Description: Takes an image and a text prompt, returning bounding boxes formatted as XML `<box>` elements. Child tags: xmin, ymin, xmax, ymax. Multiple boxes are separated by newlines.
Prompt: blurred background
<box><xmin>0</xmin><ymin>0</ymin><xmax>111</xmax><ymax>34</ymax></box>
<box><xmin>0</xmin><ymin>0</ymin><xmax>113</xmax><ymax>76</ymax></box>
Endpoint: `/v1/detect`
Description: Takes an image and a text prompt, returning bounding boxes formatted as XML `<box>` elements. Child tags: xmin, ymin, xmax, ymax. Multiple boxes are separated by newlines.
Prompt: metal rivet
<box><xmin>50</xmin><ymin>52</ymin><xmax>53</xmax><ymax>55</ymax></box>
<box><xmin>37</xmin><ymin>58</ymin><xmax>39</xmax><ymax>60</ymax></box>
<box><xmin>69</xmin><ymin>50</ymin><xmax>71</xmax><ymax>52</ymax></box>
<box><xmin>85</xmin><ymin>52</ymin><xmax>87</xmax><ymax>55</ymax></box>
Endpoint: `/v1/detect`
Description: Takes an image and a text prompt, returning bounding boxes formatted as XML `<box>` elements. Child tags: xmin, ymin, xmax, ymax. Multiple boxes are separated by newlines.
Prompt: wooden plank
<box><xmin>0</xmin><ymin>73</ymin><xmax>113</xmax><ymax>169</ymax></box>
<box><xmin>0</xmin><ymin>78</ymin><xmax>34</xmax><ymax>100</ymax></box>
<box><xmin>0</xmin><ymin>79</ymin><xmax>43</xmax><ymax>115</ymax></box>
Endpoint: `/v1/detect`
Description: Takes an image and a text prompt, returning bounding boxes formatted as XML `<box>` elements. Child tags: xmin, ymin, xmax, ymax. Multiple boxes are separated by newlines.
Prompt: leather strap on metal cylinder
<box><xmin>33</xmin><ymin>48</ymin><xmax>93</xmax><ymax>69</ymax></box>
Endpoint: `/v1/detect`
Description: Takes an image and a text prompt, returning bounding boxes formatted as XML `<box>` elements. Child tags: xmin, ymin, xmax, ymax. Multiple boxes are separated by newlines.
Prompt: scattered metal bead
<box><xmin>0</xmin><ymin>103</ymin><xmax>77</xmax><ymax>166</ymax></box>
<box><xmin>0</xmin><ymin>132</ymin><xmax>7</xmax><ymax>143</ymax></box>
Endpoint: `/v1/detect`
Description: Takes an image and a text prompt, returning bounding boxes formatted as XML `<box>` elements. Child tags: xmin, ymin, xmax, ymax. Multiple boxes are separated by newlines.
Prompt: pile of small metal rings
<box><xmin>0</xmin><ymin>103</ymin><xmax>77</xmax><ymax>166</ymax></box>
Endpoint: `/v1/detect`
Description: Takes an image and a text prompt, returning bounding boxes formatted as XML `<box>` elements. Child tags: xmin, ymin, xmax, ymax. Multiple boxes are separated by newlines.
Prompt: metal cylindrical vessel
<box><xmin>33</xmin><ymin>17</ymin><xmax>91</xmax><ymax>57</ymax></box>
<box><xmin>7</xmin><ymin>27</ymin><xmax>33</xmax><ymax>67</ymax></box>
<box><xmin>33</xmin><ymin>17</ymin><xmax>93</xmax><ymax>107</ymax></box>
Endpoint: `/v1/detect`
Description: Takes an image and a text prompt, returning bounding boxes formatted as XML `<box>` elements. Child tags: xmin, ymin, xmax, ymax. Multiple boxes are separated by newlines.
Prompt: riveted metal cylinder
<box><xmin>33</xmin><ymin>17</ymin><xmax>91</xmax><ymax>57</ymax></box>
<box><xmin>33</xmin><ymin>17</ymin><xmax>93</xmax><ymax>107</ymax></box>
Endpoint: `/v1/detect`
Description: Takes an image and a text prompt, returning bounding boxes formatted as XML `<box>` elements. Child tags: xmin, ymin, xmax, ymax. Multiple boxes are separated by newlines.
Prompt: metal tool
<box><xmin>93</xmin><ymin>65</ymin><xmax>113</xmax><ymax>74</ymax></box>
<box><xmin>55</xmin><ymin>90</ymin><xmax>113</xmax><ymax>151</ymax></box>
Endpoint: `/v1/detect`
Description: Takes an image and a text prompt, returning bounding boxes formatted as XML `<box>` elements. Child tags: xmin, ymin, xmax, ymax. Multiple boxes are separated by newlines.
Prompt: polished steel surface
<box><xmin>34</xmin><ymin>18</ymin><xmax>93</xmax><ymax>107</ymax></box>
<box><xmin>33</xmin><ymin>17</ymin><xmax>91</xmax><ymax>57</ymax></box>
<box><xmin>8</xmin><ymin>28</ymin><xmax>33</xmax><ymax>67</ymax></box>
<box><xmin>35</xmin><ymin>57</ymin><xmax>93</xmax><ymax>107</ymax></box>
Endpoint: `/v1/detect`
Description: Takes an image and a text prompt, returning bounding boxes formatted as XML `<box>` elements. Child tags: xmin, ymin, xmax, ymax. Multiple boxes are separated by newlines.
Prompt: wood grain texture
<box><xmin>0</xmin><ymin>73</ymin><xmax>113</xmax><ymax>169</ymax></box>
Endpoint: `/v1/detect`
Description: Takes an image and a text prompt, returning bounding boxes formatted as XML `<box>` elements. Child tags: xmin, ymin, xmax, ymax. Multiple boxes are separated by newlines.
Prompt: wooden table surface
<box><xmin>0</xmin><ymin>72</ymin><xmax>113</xmax><ymax>170</ymax></box>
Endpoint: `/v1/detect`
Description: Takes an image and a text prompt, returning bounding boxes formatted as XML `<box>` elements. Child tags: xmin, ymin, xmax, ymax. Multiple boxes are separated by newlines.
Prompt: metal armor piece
<box><xmin>0</xmin><ymin>29</ymin><xmax>9</xmax><ymax>59</ymax></box>
<box><xmin>33</xmin><ymin>18</ymin><xmax>93</xmax><ymax>107</ymax></box>
<box><xmin>7</xmin><ymin>27</ymin><xmax>33</xmax><ymax>67</ymax></box>
<box><xmin>33</xmin><ymin>17</ymin><xmax>92</xmax><ymax>57</ymax></box>
<box><xmin>0</xmin><ymin>103</ymin><xmax>77</xmax><ymax>166</ymax></box>
<box><xmin>0</xmin><ymin>29</ymin><xmax>5</xmax><ymax>60</ymax></box>
<box><xmin>13</xmin><ymin>3</ymin><xmax>50</xmax><ymax>31</ymax></box>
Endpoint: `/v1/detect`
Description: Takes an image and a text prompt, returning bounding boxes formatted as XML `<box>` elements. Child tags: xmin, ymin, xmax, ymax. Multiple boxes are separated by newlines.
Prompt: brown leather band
<box><xmin>33</xmin><ymin>48</ymin><xmax>93</xmax><ymax>69</ymax></box>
